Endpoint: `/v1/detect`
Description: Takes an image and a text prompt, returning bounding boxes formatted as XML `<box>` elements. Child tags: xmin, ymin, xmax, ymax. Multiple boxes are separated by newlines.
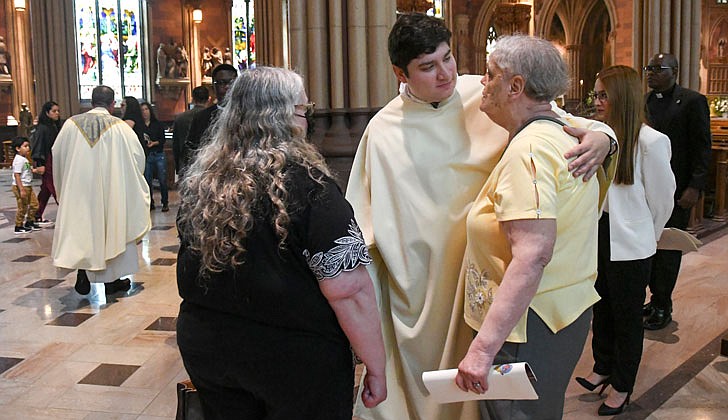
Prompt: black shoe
<box><xmin>598</xmin><ymin>394</ymin><xmax>630</xmax><ymax>416</ymax></box>
<box><xmin>644</xmin><ymin>307</ymin><xmax>672</xmax><ymax>330</ymax></box>
<box><xmin>75</xmin><ymin>270</ymin><xmax>91</xmax><ymax>295</ymax></box>
<box><xmin>14</xmin><ymin>225</ymin><xmax>32</xmax><ymax>234</ymax></box>
<box><xmin>24</xmin><ymin>221</ymin><xmax>41</xmax><ymax>231</ymax></box>
<box><xmin>161</xmin><ymin>204</ymin><xmax>169</xmax><ymax>212</ymax></box>
<box><xmin>642</xmin><ymin>302</ymin><xmax>653</xmax><ymax>317</ymax></box>
<box><xmin>150</xmin><ymin>202</ymin><xmax>156</xmax><ymax>211</ymax></box>
<box><xmin>105</xmin><ymin>278</ymin><xmax>131</xmax><ymax>295</ymax></box>
<box><xmin>575</xmin><ymin>376</ymin><xmax>609</xmax><ymax>395</ymax></box>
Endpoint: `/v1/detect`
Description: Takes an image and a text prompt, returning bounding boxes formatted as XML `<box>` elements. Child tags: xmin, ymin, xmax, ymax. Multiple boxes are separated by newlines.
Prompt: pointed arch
<box><xmin>472</xmin><ymin>0</ymin><xmax>504</xmax><ymax>75</ymax></box>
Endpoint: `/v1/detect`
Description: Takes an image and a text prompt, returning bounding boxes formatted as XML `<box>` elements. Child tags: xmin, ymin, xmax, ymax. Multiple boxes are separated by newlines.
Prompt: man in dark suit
<box><xmin>643</xmin><ymin>53</ymin><xmax>711</xmax><ymax>330</ymax></box>
<box><xmin>172</xmin><ymin>86</ymin><xmax>209</xmax><ymax>174</ymax></box>
<box><xmin>179</xmin><ymin>64</ymin><xmax>237</xmax><ymax>173</ymax></box>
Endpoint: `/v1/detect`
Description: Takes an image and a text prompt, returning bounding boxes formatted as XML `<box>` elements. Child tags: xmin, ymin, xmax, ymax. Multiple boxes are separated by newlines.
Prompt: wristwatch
<box><xmin>607</xmin><ymin>136</ymin><xmax>618</xmax><ymax>156</ymax></box>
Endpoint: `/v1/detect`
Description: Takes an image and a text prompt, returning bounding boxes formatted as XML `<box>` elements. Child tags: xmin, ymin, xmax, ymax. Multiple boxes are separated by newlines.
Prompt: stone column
<box><xmin>9</xmin><ymin>0</ymin><xmax>36</xmax><ymax>119</ymax></box>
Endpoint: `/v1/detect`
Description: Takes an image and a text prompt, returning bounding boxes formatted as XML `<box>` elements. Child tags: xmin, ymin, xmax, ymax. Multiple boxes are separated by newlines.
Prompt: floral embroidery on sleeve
<box><xmin>303</xmin><ymin>220</ymin><xmax>372</xmax><ymax>281</ymax></box>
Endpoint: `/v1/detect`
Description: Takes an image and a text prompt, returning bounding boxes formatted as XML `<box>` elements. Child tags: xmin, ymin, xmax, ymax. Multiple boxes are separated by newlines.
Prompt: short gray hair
<box><xmin>489</xmin><ymin>35</ymin><xmax>570</xmax><ymax>102</ymax></box>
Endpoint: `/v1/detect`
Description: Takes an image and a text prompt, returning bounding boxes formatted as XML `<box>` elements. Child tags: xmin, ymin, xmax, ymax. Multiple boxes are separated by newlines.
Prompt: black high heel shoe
<box><xmin>575</xmin><ymin>376</ymin><xmax>609</xmax><ymax>395</ymax></box>
<box><xmin>598</xmin><ymin>393</ymin><xmax>630</xmax><ymax>416</ymax></box>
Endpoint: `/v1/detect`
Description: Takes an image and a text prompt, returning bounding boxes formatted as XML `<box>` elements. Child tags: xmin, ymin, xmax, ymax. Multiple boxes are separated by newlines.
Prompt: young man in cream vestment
<box><xmin>345</xmin><ymin>14</ymin><xmax>616</xmax><ymax>420</ymax></box>
<box><xmin>52</xmin><ymin>86</ymin><xmax>151</xmax><ymax>292</ymax></box>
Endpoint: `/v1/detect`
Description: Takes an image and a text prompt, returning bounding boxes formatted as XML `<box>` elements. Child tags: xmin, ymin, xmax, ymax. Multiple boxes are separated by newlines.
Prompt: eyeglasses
<box><xmin>642</xmin><ymin>65</ymin><xmax>673</xmax><ymax>73</ymax></box>
<box><xmin>294</xmin><ymin>102</ymin><xmax>315</xmax><ymax>118</ymax></box>
<box><xmin>589</xmin><ymin>91</ymin><xmax>608</xmax><ymax>102</ymax></box>
<box><xmin>213</xmin><ymin>78</ymin><xmax>236</xmax><ymax>86</ymax></box>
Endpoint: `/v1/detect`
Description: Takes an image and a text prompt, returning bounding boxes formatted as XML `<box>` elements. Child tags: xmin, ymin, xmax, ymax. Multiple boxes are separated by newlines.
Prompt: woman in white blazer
<box><xmin>576</xmin><ymin>65</ymin><xmax>676</xmax><ymax>416</ymax></box>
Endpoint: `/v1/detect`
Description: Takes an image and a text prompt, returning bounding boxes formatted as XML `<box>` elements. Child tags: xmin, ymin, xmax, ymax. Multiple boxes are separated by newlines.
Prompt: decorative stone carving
<box><xmin>0</xmin><ymin>36</ymin><xmax>10</xmax><ymax>76</ymax></box>
<box><xmin>493</xmin><ymin>3</ymin><xmax>531</xmax><ymax>36</ymax></box>
<box><xmin>157</xmin><ymin>41</ymin><xmax>189</xmax><ymax>81</ymax></box>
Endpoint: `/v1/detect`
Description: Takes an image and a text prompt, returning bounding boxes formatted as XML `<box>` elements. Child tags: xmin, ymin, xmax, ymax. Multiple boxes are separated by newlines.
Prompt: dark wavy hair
<box><xmin>140</xmin><ymin>101</ymin><xmax>159</xmax><ymax>123</ymax></box>
<box><xmin>388</xmin><ymin>13</ymin><xmax>452</xmax><ymax>76</ymax></box>
<box><xmin>121</xmin><ymin>96</ymin><xmax>145</xmax><ymax>140</ymax></box>
<box><xmin>38</xmin><ymin>101</ymin><xmax>61</xmax><ymax>128</ymax></box>
<box><xmin>179</xmin><ymin>67</ymin><xmax>331</xmax><ymax>276</ymax></box>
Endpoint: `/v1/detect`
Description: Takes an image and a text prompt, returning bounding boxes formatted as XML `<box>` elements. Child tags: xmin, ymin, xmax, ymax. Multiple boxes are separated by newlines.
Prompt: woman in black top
<box><xmin>176</xmin><ymin>67</ymin><xmax>386</xmax><ymax>419</ymax></box>
<box><xmin>30</xmin><ymin>101</ymin><xmax>62</xmax><ymax>224</ymax></box>
<box><xmin>140</xmin><ymin>102</ymin><xmax>169</xmax><ymax>211</ymax></box>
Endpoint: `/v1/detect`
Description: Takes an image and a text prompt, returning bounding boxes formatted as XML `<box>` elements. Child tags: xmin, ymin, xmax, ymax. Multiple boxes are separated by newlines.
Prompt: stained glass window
<box><xmin>74</xmin><ymin>0</ymin><xmax>145</xmax><ymax>103</ymax></box>
<box><xmin>232</xmin><ymin>0</ymin><xmax>256</xmax><ymax>71</ymax></box>
<box><xmin>426</xmin><ymin>0</ymin><xmax>444</xmax><ymax>18</ymax></box>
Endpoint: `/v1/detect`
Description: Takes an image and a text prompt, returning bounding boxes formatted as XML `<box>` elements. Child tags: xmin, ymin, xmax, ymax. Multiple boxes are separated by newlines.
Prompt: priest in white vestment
<box><xmin>52</xmin><ymin>85</ymin><xmax>151</xmax><ymax>295</ymax></box>
<box><xmin>346</xmin><ymin>14</ymin><xmax>616</xmax><ymax>420</ymax></box>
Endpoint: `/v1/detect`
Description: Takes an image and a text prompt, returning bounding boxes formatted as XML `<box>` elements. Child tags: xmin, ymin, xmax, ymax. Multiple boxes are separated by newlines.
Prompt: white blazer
<box><xmin>603</xmin><ymin>124</ymin><xmax>676</xmax><ymax>261</ymax></box>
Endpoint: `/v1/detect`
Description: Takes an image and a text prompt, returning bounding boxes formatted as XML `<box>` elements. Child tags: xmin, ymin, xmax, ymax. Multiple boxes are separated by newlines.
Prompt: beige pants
<box><xmin>12</xmin><ymin>185</ymin><xmax>38</xmax><ymax>226</ymax></box>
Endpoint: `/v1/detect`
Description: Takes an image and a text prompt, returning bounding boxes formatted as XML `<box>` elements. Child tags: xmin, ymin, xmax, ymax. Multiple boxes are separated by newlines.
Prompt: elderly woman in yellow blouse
<box><xmin>455</xmin><ymin>35</ymin><xmax>602</xmax><ymax>419</ymax></box>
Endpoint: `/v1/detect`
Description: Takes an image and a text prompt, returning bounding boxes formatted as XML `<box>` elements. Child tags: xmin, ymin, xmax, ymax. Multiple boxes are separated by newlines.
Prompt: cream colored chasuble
<box><xmin>51</xmin><ymin>108</ymin><xmax>151</xmax><ymax>277</ymax></box>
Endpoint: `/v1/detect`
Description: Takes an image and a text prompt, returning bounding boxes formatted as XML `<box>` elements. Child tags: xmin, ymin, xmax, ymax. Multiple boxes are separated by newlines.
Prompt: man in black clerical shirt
<box><xmin>643</xmin><ymin>53</ymin><xmax>711</xmax><ymax>330</ymax></box>
<box><xmin>173</xmin><ymin>85</ymin><xmax>209</xmax><ymax>174</ymax></box>
<box><xmin>179</xmin><ymin>64</ymin><xmax>237</xmax><ymax>173</ymax></box>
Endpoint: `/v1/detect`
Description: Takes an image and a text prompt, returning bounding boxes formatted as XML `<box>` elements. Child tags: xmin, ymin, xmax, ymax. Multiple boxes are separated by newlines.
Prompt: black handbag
<box><xmin>176</xmin><ymin>379</ymin><xmax>204</xmax><ymax>420</ymax></box>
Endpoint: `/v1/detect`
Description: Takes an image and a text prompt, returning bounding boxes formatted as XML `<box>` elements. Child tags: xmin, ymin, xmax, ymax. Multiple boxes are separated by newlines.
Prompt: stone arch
<box><xmin>472</xmin><ymin>0</ymin><xmax>504</xmax><ymax>75</ymax></box>
<box><xmin>536</xmin><ymin>0</ymin><xmax>618</xmax><ymax>45</ymax></box>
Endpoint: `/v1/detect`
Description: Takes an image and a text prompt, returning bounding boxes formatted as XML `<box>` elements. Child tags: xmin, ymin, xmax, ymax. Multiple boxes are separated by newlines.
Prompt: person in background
<box><xmin>52</xmin><ymin>85</ymin><xmax>150</xmax><ymax>296</ymax></box>
<box><xmin>345</xmin><ymin>13</ymin><xmax>616</xmax><ymax>420</ymax></box>
<box><xmin>141</xmin><ymin>102</ymin><xmax>169</xmax><ymax>212</ymax></box>
<box><xmin>172</xmin><ymin>86</ymin><xmax>209</xmax><ymax>174</ymax></box>
<box><xmin>642</xmin><ymin>53</ymin><xmax>712</xmax><ymax>330</ymax></box>
<box><xmin>180</xmin><ymin>64</ymin><xmax>238</xmax><ymax>173</ymax></box>
<box><xmin>176</xmin><ymin>67</ymin><xmax>386</xmax><ymax>419</ymax></box>
<box><xmin>11</xmin><ymin>137</ymin><xmax>42</xmax><ymax>234</ymax></box>
<box><xmin>576</xmin><ymin>65</ymin><xmax>675</xmax><ymax>416</ymax></box>
<box><xmin>31</xmin><ymin>101</ymin><xmax>62</xmax><ymax>225</ymax></box>
<box><xmin>121</xmin><ymin>96</ymin><xmax>146</xmax><ymax>152</ymax></box>
<box><xmin>455</xmin><ymin>35</ymin><xmax>602</xmax><ymax>420</ymax></box>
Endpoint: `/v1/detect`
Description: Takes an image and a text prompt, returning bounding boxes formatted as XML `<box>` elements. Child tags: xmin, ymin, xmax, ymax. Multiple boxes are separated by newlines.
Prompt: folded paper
<box><xmin>422</xmin><ymin>362</ymin><xmax>538</xmax><ymax>403</ymax></box>
<box><xmin>657</xmin><ymin>228</ymin><xmax>702</xmax><ymax>253</ymax></box>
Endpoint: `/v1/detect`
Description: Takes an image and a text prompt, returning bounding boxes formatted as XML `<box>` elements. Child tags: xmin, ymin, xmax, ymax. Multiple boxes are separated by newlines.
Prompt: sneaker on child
<box><xmin>14</xmin><ymin>225</ymin><xmax>32</xmax><ymax>234</ymax></box>
<box><xmin>24</xmin><ymin>221</ymin><xmax>41</xmax><ymax>231</ymax></box>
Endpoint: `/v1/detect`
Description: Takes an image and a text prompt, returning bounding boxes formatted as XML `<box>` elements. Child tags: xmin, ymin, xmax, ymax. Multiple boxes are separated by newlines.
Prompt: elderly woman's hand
<box><xmin>455</xmin><ymin>343</ymin><xmax>495</xmax><ymax>395</ymax></box>
<box><xmin>361</xmin><ymin>370</ymin><xmax>387</xmax><ymax>407</ymax></box>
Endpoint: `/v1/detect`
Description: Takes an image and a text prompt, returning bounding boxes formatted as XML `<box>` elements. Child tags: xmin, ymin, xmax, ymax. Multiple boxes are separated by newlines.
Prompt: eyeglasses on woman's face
<box><xmin>294</xmin><ymin>102</ymin><xmax>315</xmax><ymax>118</ymax></box>
<box><xmin>590</xmin><ymin>91</ymin><xmax>608</xmax><ymax>102</ymax></box>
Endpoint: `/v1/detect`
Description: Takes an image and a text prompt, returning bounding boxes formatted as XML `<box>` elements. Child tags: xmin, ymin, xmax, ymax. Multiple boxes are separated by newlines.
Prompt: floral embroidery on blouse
<box><xmin>304</xmin><ymin>220</ymin><xmax>372</xmax><ymax>281</ymax></box>
<box><xmin>465</xmin><ymin>260</ymin><xmax>494</xmax><ymax>317</ymax></box>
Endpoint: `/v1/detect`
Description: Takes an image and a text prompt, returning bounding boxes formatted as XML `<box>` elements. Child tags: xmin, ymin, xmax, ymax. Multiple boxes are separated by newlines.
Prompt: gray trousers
<box><xmin>480</xmin><ymin>308</ymin><xmax>592</xmax><ymax>420</ymax></box>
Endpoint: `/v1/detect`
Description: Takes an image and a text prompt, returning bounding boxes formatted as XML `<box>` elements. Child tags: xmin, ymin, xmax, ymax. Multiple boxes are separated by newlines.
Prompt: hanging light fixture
<box><xmin>14</xmin><ymin>0</ymin><xmax>27</xmax><ymax>11</ymax></box>
<box><xmin>192</xmin><ymin>8</ymin><xmax>203</xmax><ymax>23</ymax></box>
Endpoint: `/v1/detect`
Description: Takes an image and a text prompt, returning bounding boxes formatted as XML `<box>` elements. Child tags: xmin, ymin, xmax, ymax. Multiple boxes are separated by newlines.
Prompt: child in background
<box><xmin>11</xmin><ymin>137</ymin><xmax>41</xmax><ymax>234</ymax></box>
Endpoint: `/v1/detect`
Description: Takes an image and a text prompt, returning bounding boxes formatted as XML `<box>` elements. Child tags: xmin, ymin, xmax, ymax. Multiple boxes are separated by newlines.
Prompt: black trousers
<box><xmin>592</xmin><ymin>214</ymin><xmax>652</xmax><ymax>393</ymax></box>
<box><xmin>648</xmin><ymin>203</ymin><xmax>690</xmax><ymax>310</ymax></box>
<box><xmin>177</xmin><ymin>305</ymin><xmax>354</xmax><ymax>420</ymax></box>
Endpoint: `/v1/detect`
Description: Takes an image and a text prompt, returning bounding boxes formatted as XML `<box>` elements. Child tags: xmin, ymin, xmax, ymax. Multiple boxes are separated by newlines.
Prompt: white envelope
<box><xmin>422</xmin><ymin>362</ymin><xmax>538</xmax><ymax>403</ymax></box>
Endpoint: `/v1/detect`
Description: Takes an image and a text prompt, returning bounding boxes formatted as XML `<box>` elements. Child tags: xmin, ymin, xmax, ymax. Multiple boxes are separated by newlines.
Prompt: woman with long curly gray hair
<box><xmin>176</xmin><ymin>67</ymin><xmax>386</xmax><ymax>419</ymax></box>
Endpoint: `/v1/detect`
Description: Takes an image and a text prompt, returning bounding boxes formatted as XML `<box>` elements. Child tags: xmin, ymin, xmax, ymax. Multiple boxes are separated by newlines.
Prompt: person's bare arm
<box><xmin>319</xmin><ymin>266</ymin><xmax>387</xmax><ymax>407</ymax></box>
<box><xmin>455</xmin><ymin>219</ymin><xmax>556</xmax><ymax>394</ymax></box>
<box><xmin>14</xmin><ymin>173</ymin><xmax>26</xmax><ymax>198</ymax></box>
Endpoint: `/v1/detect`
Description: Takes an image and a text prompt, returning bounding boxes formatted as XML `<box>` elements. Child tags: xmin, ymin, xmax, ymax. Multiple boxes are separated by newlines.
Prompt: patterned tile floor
<box><xmin>0</xmin><ymin>169</ymin><xmax>726</xmax><ymax>419</ymax></box>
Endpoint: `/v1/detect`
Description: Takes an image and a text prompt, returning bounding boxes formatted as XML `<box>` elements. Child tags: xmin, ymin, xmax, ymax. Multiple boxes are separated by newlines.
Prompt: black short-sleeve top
<box><xmin>176</xmin><ymin>163</ymin><xmax>371</xmax><ymax>344</ymax></box>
